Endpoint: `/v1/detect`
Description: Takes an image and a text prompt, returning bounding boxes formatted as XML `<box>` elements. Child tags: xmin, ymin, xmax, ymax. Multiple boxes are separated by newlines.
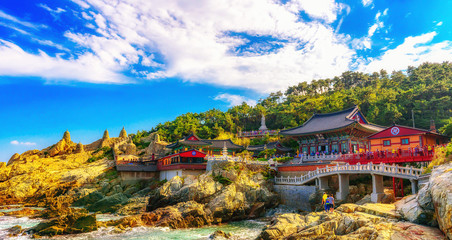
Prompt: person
<box><xmin>326</xmin><ymin>194</ymin><xmax>335</xmax><ymax>213</ymax></box>
<box><xmin>322</xmin><ymin>192</ymin><xmax>328</xmax><ymax>212</ymax></box>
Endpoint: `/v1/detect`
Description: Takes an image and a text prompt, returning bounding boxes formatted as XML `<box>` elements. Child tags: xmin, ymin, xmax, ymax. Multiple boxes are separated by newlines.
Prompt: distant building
<box><xmin>157</xmin><ymin>149</ymin><xmax>207</xmax><ymax>181</ymax></box>
<box><xmin>367</xmin><ymin>125</ymin><xmax>449</xmax><ymax>151</ymax></box>
<box><xmin>280</xmin><ymin>106</ymin><xmax>385</xmax><ymax>154</ymax></box>
<box><xmin>166</xmin><ymin>133</ymin><xmax>244</xmax><ymax>156</ymax></box>
<box><xmin>246</xmin><ymin>141</ymin><xmax>293</xmax><ymax>156</ymax></box>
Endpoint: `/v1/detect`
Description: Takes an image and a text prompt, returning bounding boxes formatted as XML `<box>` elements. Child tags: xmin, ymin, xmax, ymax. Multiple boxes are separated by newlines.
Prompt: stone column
<box><xmin>410</xmin><ymin>179</ymin><xmax>418</xmax><ymax>194</ymax></box>
<box><xmin>371</xmin><ymin>174</ymin><xmax>384</xmax><ymax>203</ymax></box>
<box><xmin>317</xmin><ymin>176</ymin><xmax>329</xmax><ymax>190</ymax></box>
<box><xmin>336</xmin><ymin>174</ymin><xmax>349</xmax><ymax>201</ymax></box>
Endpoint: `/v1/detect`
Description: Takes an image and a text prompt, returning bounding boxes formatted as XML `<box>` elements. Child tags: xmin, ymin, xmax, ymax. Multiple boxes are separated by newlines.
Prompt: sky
<box><xmin>1</xmin><ymin>0</ymin><xmax>452</xmax><ymax>162</ymax></box>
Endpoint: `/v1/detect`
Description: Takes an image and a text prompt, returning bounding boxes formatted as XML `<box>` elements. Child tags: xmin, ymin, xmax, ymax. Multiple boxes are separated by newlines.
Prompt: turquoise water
<box><xmin>0</xmin><ymin>216</ymin><xmax>266</xmax><ymax>240</ymax></box>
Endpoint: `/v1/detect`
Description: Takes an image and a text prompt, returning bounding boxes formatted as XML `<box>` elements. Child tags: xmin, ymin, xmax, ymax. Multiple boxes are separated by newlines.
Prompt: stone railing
<box><xmin>238</xmin><ymin>129</ymin><xmax>279</xmax><ymax>137</ymax></box>
<box><xmin>275</xmin><ymin>163</ymin><xmax>423</xmax><ymax>185</ymax></box>
<box><xmin>289</xmin><ymin>154</ymin><xmax>343</xmax><ymax>164</ymax></box>
<box><xmin>206</xmin><ymin>156</ymin><xmax>278</xmax><ymax>166</ymax></box>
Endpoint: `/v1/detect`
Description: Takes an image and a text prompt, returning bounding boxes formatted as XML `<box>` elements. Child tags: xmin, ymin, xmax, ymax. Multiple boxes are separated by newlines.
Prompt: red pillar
<box><xmin>392</xmin><ymin>177</ymin><xmax>396</xmax><ymax>197</ymax></box>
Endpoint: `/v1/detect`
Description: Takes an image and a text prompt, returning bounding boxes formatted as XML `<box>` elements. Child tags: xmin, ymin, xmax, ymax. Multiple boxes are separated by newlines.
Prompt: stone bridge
<box><xmin>274</xmin><ymin>163</ymin><xmax>426</xmax><ymax>203</ymax></box>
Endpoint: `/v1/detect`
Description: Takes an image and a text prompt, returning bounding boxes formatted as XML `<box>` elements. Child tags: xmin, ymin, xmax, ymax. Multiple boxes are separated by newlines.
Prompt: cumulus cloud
<box><xmin>359</xmin><ymin>32</ymin><xmax>452</xmax><ymax>73</ymax></box>
<box><xmin>436</xmin><ymin>21</ymin><xmax>443</xmax><ymax>26</ymax></box>
<box><xmin>59</xmin><ymin>0</ymin><xmax>354</xmax><ymax>93</ymax></box>
<box><xmin>214</xmin><ymin>93</ymin><xmax>257</xmax><ymax>107</ymax></box>
<box><xmin>10</xmin><ymin>140</ymin><xmax>36</xmax><ymax>146</ymax></box>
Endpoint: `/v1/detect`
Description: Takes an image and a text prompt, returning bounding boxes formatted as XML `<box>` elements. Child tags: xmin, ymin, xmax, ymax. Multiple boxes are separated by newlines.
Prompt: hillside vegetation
<box><xmin>145</xmin><ymin>62</ymin><xmax>452</xmax><ymax>143</ymax></box>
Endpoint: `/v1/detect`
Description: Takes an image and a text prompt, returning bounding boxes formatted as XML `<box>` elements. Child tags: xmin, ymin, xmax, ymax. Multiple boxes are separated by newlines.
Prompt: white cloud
<box><xmin>10</xmin><ymin>140</ymin><xmax>36</xmax><ymax>146</ymax></box>
<box><xmin>58</xmin><ymin>0</ymin><xmax>354</xmax><ymax>93</ymax></box>
<box><xmin>214</xmin><ymin>93</ymin><xmax>257</xmax><ymax>107</ymax></box>
<box><xmin>0</xmin><ymin>40</ymin><xmax>129</xmax><ymax>84</ymax></box>
<box><xmin>362</xmin><ymin>0</ymin><xmax>373</xmax><ymax>7</ymax></box>
<box><xmin>0</xmin><ymin>9</ymin><xmax>46</xmax><ymax>29</ymax></box>
<box><xmin>360</xmin><ymin>32</ymin><xmax>452</xmax><ymax>73</ymax></box>
<box><xmin>38</xmin><ymin>4</ymin><xmax>66</xmax><ymax>14</ymax></box>
<box><xmin>436</xmin><ymin>21</ymin><xmax>443</xmax><ymax>26</ymax></box>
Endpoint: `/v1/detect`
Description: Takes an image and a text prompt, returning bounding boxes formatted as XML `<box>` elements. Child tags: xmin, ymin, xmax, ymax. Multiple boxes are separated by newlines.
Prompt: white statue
<box><xmin>259</xmin><ymin>114</ymin><xmax>268</xmax><ymax>130</ymax></box>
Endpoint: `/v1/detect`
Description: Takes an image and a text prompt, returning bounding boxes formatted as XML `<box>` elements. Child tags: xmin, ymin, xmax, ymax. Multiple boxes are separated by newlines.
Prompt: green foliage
<box><xmin>425</xmin><ymin>142</ymin><xmax>452</xmax><ymax>173</ymax></box>
<box><xmin>151</xmin><ymin>62</ymin><xmax>452</xmax><ymax>143</ymax></box>
<box><xmin>273</xmin><ymin>156</ymin><xmax>294</xmax><ymax>163</ymax></box>
<box><xmin>258</xmin><ymin>149</ymin><xmax>276</xmax><ymax>158</ymax></box>
<box><xmin>89</xmin><ymin>147</ymin><xmax>113</xmax><ymax>163</ymax></box>
<box><xmin>440</xmin><ymin>117</ymin><xmax>452</xmax><ymax>137</ymax></box>
<box><xmin>212</xmin><ymin>174</ymin><xmax>233</xmax><ymax>185</ymax></box>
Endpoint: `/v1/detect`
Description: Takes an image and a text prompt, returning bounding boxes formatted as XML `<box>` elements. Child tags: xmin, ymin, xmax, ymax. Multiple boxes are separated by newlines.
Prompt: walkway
<box><xmin>275</xmin><ymin>163</ymin><xmax>426</xmax><ymax>203</ymax></box>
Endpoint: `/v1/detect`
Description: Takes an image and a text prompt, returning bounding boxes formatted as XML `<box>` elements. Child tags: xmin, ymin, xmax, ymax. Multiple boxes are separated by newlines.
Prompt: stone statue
<box><xmin>259</xmin><ymin>114</ymin><xmax>268</xmax><ymax>131</ymax></box>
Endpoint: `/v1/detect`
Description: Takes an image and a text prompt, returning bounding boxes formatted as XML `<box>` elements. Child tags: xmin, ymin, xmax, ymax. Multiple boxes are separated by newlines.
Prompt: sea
<box><xmin>0</xmin><ymin>205</ymin><xmax>276</xmax><ymax>240</ymax></box>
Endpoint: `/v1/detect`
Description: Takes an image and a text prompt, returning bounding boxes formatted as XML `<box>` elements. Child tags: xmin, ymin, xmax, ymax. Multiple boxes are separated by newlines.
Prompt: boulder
<box><xmin>142</xmin><ymin>201</ymin><xmax>211</xmax><ymax>228</ymax></box>
<box><xmin>31</xmin><ymin>212</ymin><xmax>97</xmax><ymax>236</ymax></box>
<box><xmin>7</xmin><ymin>153</ymin><xmax>19</xmax><ymax>166</ymax></box>
<box><xmin>88</xmin><ymin>193</ymin><xmax>129</xmax><ymax>213</ymax></box>
<box><xmin>209</xmin><ymin>230</ymin><xmax>231</xmax><ymax>239</ymax></box>
<box><xmin>258</xmin><ymin>213</ymin><xmax>306</xmax><ymax>240</ymax></box>
<box><xmin>429</xmin><ymin>163</ymin><xmax>452</xmax><ymax>238</ymax></box>
<box><xmin>48</xmin><ymin>131</ymin><xmax>77</xmax><ymax>157</ymax></box>
<box><xmin>396</xmin><ymin>195</ymin><xmax>436</xmax><ymax>226</ymax></box>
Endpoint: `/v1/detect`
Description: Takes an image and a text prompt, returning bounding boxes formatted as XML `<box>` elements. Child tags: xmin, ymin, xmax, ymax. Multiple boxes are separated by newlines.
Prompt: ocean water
<box><xmin>0</xmin><ymin>215</ymin><xmax>266</xmax><ymax>240</ymax></box>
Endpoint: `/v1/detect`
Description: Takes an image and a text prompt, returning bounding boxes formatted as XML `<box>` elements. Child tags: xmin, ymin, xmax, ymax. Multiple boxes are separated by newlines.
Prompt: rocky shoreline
<box><xmin>1</xmin><ymin>132</ymin><xmax>452</xmax><ymax>239</ymax></box>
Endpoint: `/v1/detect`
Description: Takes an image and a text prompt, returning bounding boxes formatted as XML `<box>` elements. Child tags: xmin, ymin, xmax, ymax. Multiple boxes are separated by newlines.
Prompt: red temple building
<box><xmin>280</xmin><ymin>106</ymin><xmax>385</xmax><ymax>155</ymax></box>
<box><xmin>157</xmin><ymin>149</ymin><xmax>207</xmax><ymax>181</ymax></box>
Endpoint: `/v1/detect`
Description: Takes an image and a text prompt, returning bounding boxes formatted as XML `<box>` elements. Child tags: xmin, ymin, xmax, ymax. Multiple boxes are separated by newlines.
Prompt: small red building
<box><xmin>157</xmin><ymin>149</ymin><xmax>207</xmax><ymax>181</ymax></box>
<box><xmin>368</xmin><ymin>125</ymin><xmax>449</xmax><ymax>153</ymax></box>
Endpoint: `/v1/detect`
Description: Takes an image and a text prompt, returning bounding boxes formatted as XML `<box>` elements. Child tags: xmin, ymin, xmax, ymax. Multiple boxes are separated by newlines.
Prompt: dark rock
<box><xmin>209</xmin><ymin>230</ymin><xmax>231</xmax><ymax>239</ymax></box>
<box><xmin>88</xmin><ymin>193</ymin><xmax>129</xmax><ymax>213</ymax></box>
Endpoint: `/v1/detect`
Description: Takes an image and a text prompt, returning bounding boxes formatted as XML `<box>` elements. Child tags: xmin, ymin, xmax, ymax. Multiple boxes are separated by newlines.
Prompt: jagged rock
<box><xmin>7</xmin><ymin>225</ymin><xmax>22</xmax><ymax>236</ymax></box>
<box><xmin>417</xmin><ymin>183</ymin><xmax>434</xmax><ymax>211</ymax></box>
<box><xmin>209</xmin><ymin>230</ymin><xmax>231</xmax><ymax>239</ymax></box>
<box><xmin>31</xmin><ymin>212</ymin><xmax>97</xmax><ymax>236</ymax></box>
<box><xmin>146</xmin><ymin>163</ymin><xmax>278</xmax><ymax>226</ymax></box>
<box><xmin>73</xmin><ymin>190</ymin><xmax>104</xmax><ymax>206</ymax></box>
<box><xmin>103</xmin><ymin>129</ymin><xmax>110</xmax><ymax>140</ymax></box>
<box><xmin>7</xmin><ymin>153</ymin><xmax>20</xmax><ymax>166</ymax></box>
<box><xmin>429</xmin><ymin>163</ymin><xmax>452</xmax><ymax>239</ymax></box>
<box><xmin>48</xmin><ymin>131</ymin><xmax>77</xmax><ymax>157</ymax></box>
<box><xmin>258</xmin><ymin>213</ymin><xmax>306</xmax><ymax>240</ymax></box>
<box><xmin>396</xmin><ymin>195</ymin><xmax>436</xmax><ymax>226</ymax></box>
<box><xmin>75</xmin><ymin>142</ymin><xmax>85</xmax><ymax>153</ymax></box>
<box><xmin>257</xmin><ymin>207</ymin><xmax>445</xmax><ymax>240</ymax></box>
<box><xmin>142</xmin><ymin>201</ymin><xmax>211</xmax><ymax>228</ymax></box>
<box><xmin>119</xmin><ymin>127</ymin><xmax>127</xmax><ymax>138</ymax></box>
<box><xmin>87</xmin><ymin>193</ymin><xmax>129</xmax><ymax>213</ymax></box>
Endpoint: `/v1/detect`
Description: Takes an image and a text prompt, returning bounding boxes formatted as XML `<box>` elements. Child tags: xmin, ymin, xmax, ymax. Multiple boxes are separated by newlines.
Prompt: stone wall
<box><xmin>273</xmin><ymin>185</ymin><xmax>317</xmax><ymax>211</ymax></box>
<box><xmin>118</xmin><ymin>171</ymin><xmax>158</xmax><ymax>182</ymax></box>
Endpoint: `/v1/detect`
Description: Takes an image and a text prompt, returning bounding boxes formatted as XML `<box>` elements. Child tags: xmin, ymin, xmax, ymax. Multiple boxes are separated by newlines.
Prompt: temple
<box><xmin>247</xmin><ymin>141</ymin><xmax>293</xmax><ymax>156</ymax></box>
<box><xmin>280</xmin><ymin>106</ymin><xmax>385</xmax><ymax>155</ymax></box>
<box><xmin>157</xmin><ymin>149</ymin><xmax>207</xmax><ymax>181</ymax></box>
<box><xmin>166</xmin><ymin>133</ymin><xmax>244</xmax><ymax>155</ymax></box>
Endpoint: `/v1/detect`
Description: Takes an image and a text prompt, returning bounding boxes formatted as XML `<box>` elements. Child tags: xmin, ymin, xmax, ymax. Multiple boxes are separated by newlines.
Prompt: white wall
<box><xmin>159</xmin><ymin>170</ymin><xmax>183</xmax><ymax>181</ymax></box>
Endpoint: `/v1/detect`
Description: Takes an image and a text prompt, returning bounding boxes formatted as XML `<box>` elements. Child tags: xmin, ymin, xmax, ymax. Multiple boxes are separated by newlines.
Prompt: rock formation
<box><xmin>119</xmin><ymin>127</ymin><xmax>127</xmax><ymax>138</ymax></box>
<box><xmin>145</xmin><ymin>133</ymin><xmax>169</xmax><ymax>158</ymax></box>
<box><xmin>75</xmin><ymin>142</ymin><xmax>85</xmax><ymax>154</ymax></box>
<box><xmin>102</xmin><ymin>129</ymin><xmax>110</xmax><ymax>140</ymax></box>
<box><xmin>48</xmin><ymin>130</ymin><xmax>77</xmax><ymax>157</ymax></box>
<box><xmin>7</xmin><ymin>153</ymin><xmax>20</xmax><ymax>166</ymax></box>
<box><xmin>145</xmin><ymin>162</ymin><xmax>278</xmax><ymax>227</ymax></box>
<box><xmin>258</xmin><ymin>203</ymin><xmax>445</xmax><ymax>240</ymax></box>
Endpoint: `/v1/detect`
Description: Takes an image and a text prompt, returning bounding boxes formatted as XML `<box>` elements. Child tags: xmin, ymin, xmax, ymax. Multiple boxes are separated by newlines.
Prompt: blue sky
<box><xmin>1</xmin><ymin>0</ymin><xmax>452</xmax><ymax>162</ymax></box>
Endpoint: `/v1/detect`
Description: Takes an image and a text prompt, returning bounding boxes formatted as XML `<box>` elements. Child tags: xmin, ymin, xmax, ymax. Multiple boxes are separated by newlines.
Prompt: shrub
<box><xmin>212</xmin><ymin>175</ymin><xmax>232</xmax><ymax>185</ymax></box>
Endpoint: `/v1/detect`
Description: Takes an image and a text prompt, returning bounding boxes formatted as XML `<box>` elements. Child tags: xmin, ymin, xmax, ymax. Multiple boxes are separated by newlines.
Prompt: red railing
<box><xmin>336</xmin><ymin>149</ymin><xmax>434</xmax><ymax>165</ymax></box>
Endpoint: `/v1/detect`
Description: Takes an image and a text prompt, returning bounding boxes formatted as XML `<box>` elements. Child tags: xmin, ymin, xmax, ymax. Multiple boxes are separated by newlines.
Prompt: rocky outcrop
<box><xmin>31</xmin><ymin>212</ymin><xmax>97</xmax><ymax>237</ymax></box>
<box><xmin>75</xmin><ymin>142</ymin><xmax>85</xmax><ymax>153</ymax></box>
<box><xmin>146</xmin><ymin>162</ymin><xmax>278</xmax><ymax>227</ymax></box>
<box><xmin>119</xmin><ymin>127</ymin><xmax>127</xmax><ymax>138</ymax></box>
<box><xmin>429</xmin><ymin>163</ymin><xmax>452</xmax><ymax>239</ymax></box>
<box><xmin>258</xmin><ymin>203</ymin><xmax>445</xmax><ymax>240</ymax></box>
<box><xmin>7</xmin><ymin>153</ymin><xmax>20</xmax><ymax>166</ymax></box>
<box><xmin>142</xmin><ymin>201</ymin><xmax>211</xmax><ymax>228</ymax></box>
<box><xmin>396</xmin><ymin>194</ymin><xmax>437</xmax><ymax>226</ymax></box>
<box><xmin>48</xmin><ymin>130</ymin><xmax>77</xmax><ymax>157</ymax></box>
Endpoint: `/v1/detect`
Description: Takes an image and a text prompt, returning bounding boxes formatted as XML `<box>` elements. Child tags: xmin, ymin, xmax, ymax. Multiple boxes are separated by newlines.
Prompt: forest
<box><xmin>139</xmin><ymin>62</ymin><xmax>452</xmax><ymax>144</ymax></box>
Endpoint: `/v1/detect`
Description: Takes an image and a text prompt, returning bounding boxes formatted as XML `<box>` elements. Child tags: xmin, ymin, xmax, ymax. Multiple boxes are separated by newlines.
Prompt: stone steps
<box><xmin>357</xmin><ymin>203</ymin><xmax>401</xmax><ymax>219</ymax></box>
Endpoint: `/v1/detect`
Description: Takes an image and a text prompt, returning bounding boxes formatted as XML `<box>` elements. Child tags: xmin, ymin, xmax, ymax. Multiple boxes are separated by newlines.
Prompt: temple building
<box><xmin>246</xmin><ymin>141</ymin><xmax>293</xmax><ymax>156</ymax></box>
<box><xmin>166</xmin><ymin>133</ymin><xmax>244</xmax><ymax>155</ymax></box>
<box><xmin>280</xmin><ymin>106</ymin><xmax>385</xmax><ymax>154</ymax></box>
<box><xmin>157</xmin><ymin>149</ymin><xmax>207</xmax><ymax>181</ymax></box>
<box><xmin>367</xmin><ymin>124</ymin><xmax>449</xmax><ymax>151</ymax></box>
